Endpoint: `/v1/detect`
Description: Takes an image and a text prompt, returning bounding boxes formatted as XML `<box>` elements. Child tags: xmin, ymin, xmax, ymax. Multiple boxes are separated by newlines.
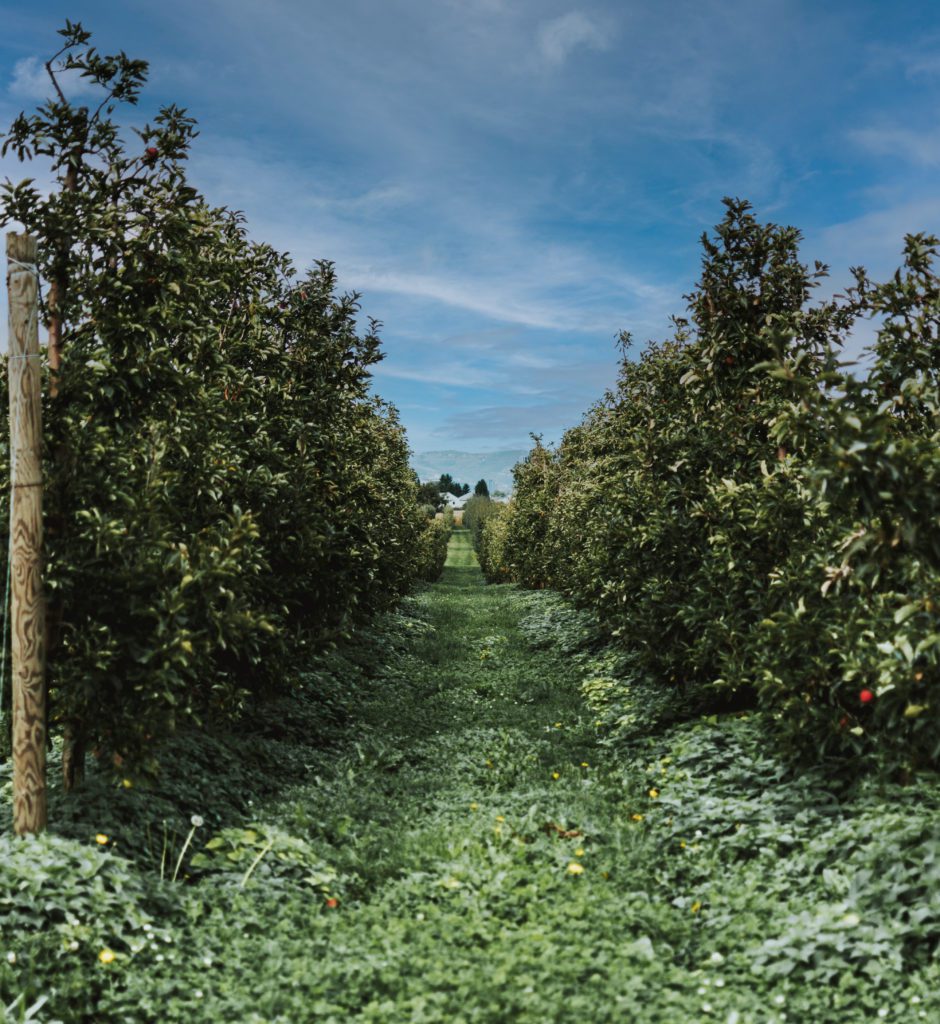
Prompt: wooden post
<box><xmin>6</xmin><ymin>232</ymin><xmax>46</xmax><ymax>835</ymax></box>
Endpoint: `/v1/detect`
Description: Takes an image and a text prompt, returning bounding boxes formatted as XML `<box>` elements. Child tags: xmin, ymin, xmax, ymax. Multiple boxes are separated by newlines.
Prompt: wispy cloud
<box><xmin>186</xmin><ymin>135</ymin><xmax>680</xmax><ymax>340</ymax></box>
<box><xmin>344</xmin><ymin>264</ymin><xmax>661</xmax><ymax>333</ymax></box>
<box><xmin>536</xmin><ymin>11</ymin><xmax>609</xmax><ymax>66</ymax></box>
<box><xmin>372</xmin><ymin>360</ymin><xmax>504</xmax><ymax>390</ymax></box>
<box><xmin>849</xmin><ymin>125</ymin><xmax>940</xmax><ymax>167</ymax></box>
<box><xmin>437</xmin><ymin>398</ymin><xmax>591</xmax><ymax>443</ymax></box>
<box><xmin>816</xmin><ymin>198</ymin><xmax>940</xmax><ymax>274</ymax></box>
<box><xmin>868</xmin><ymin>36</ymin><xmax>940</xmax><ymax>80</ymax></box>
<box><xmin>904</xmin><ymin>50</ymin><xmax>940</xmax><ymax>78</ymax></box>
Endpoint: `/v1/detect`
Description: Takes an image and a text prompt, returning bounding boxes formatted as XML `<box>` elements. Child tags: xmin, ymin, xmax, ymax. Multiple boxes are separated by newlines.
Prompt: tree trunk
<box><xmin>45</xmin><ymin>158</ymin><xmax>78</xmax><ymax>397</ymax></box>
<box><xmin>62</xmin><ymin>721</ymin><xmax>86</xmax><ymax>791</ymax></box>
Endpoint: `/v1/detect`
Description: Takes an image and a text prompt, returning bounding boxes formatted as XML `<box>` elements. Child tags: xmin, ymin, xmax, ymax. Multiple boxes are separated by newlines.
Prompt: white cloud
<box><xmin>9</xmin><ymin>57</ymin><xmax>51</xmax><ymax>99</ymax></box>
<box><xmin>536</xmin><ymin>11</ymin><xmax>608</xmax><ymax>66</ymax></box>
<box><xmin>344</xmin><ymin>266</ymin><xmax>599</xmax><ymax>331</ymax></box>
<box><xmin>9</xmin><ymin>56</ymin><xmax>98</xmax><ymax>102</ymax></box>
<box><xmin>184</xmin><ymin>134</ymin><xmax>680</xmax><ymax>343</ymax></box>
<box><xmin>807</xmin><ymin>196</ymin><xmax>940</xmax><ymax>365</ymax></box>
<box><xmin>849</xmin><ymin>126</ymin><xmax>940</xmax><ymax>167</ymax></box>
<box><xmin>437</xmin><ymin>398</ymin><xmax>590</xmax><ymax>442</ymax></box>
<box><xmin>871</xmin><ymin>37</ymin><xmax>940</xmax><ymax>80</ymax></box>
<box><xmin>905</xmin><ymin>52</ymin><xmax>940</xmax><ymax>78</ymax></box>
<box><xmin>372</xmin><ymin>360</ymin><xmax>503</xmax><ymax>390</ymax></box>
<box><xmin>816</xmin><ymin>198</ymin><xmax>940</xmax><ymax>273</ymax></box>
<box><xmin>372</xmin><ymin>343</ymin><xmax>608</xmax><ymax>398</ymax></box>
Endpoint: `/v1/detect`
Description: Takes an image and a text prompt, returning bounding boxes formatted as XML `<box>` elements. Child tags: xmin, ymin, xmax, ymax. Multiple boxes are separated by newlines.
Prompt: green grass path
<box><xmin>69</xmin><ymin>529</ymin><xmax>938</xmax><ymax>1023</ymax></box>
<box><xmin>191</xmin><ymin>529</ymin><xmax>693</xmax><ymax>1022</ymax></box>
<box><xmin>288</xmin><ymin>525</ymin><xmax>607</xmax><ymax>916</ymax></box>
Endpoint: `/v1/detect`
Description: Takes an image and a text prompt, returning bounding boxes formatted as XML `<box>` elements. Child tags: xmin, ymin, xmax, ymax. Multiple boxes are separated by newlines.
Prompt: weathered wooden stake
<box><xmin>6</xmin><ymin>232</ymin><xmax>47</xmax><ymax>835</ymax></box>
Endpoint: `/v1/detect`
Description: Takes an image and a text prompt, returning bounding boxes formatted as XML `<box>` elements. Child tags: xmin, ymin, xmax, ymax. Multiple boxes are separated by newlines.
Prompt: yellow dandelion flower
<box><xmin>631</xmin><ymin>813</ymin><xmax>644</xmax><ymax>822</ymax></box>
<box><xmin>95</xmin><ymin>834</ymin><xmax>109</xmax><ymax>846</ymax></box>
<box><xmin>580</xmin><ymin>762</ymin><xmax>589</xmax><ymax>768</ymax></box>
<box><xmin>691</xmin><ymin>900</ymin><xmax>702</xmax><ymax>914</ymax></box>
<box><xmin>680</xmin><ymin>840</ymin><xmax>687</xmax><ymax>849</ymax></box>
<box><xmin>566</xmin><ymin>862</ymin><xmax>584</xmax><ymax>875</ymax></box>
<box><xmin>98</xmin><ymin>948</ymin><xmax>116</xmax><ymax>964</ymax></box>
<box><xmin>551</xmin><ymin>771</ymin><xmax>560</xmax><ymax>780</ymax></box>
<box><xmin>575</xmin><ymin>847</ymin><xmax>585</xmax><ymax>857</ymax></box>
<box><xmin>495</xmin><ymin>815</ymin><xmax>505</xmax><ymax>822</ymax></box>
<box><xmin>648</xmin><ymin>788</ymin><xmax>659</xmax><ymax>799</ymax></box>
<box><xmin>469</xmin><ymin>802</ymin><xmax>478</xmax><ymax>811</ymax></box>
<box><xmin>121</xmin><ymin>778</ymin><xmax>133</xmax><ymax>789</ymax></box>
<box><xmin>554</xmin><ymin>722</ymin><xmax>562</xmax><ymax>728</ymax></box>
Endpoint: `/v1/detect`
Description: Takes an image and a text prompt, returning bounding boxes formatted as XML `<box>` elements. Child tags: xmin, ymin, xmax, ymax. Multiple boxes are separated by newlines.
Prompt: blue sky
<box><xmin>2</xmin><ymin>1</ymin><xmax>939</xmax><ymax>452</ymax></box>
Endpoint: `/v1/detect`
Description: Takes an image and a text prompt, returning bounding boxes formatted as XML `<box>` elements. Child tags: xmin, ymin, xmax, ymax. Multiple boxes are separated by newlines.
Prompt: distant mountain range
<box><xmin>411</xmin><ymin>449</ymin><xmax>528</xmax><ymax>495</ymax></box>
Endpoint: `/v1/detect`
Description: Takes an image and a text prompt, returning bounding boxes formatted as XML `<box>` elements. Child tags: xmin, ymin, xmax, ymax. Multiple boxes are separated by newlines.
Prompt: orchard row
<box><xmin>475</xmin><ymin>200</ymin><xmax>939</xmax><ymax>772</ymax></box>
<box><xmin>0</xmin><ymin>25</ymin><xmax>448</xmax><ymax>783</ymax></box>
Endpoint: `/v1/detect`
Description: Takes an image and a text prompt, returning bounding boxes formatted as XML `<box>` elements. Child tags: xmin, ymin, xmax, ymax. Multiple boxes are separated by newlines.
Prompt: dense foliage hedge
<box><xmin>485</xmin><ymin>199</ymin><xmax>940</xmax><ymax>771</ymax></box>
<box><xmin>415</xmin><ymin>516</ymin><xmax>452</xmax><ymax>583</ymax></box>
<box><xmin>461</xmin><ymin>495</ymin><xmax>493</xmax><ymax>552</ymax></box>
<box><xmin>0</xmin><ymin>25</ymin><xmax>431</xmax><ymax>775</ymax></box>
<box><xmin>464</xmin><ymin>495</ymin><xmax>512</xmax><ymax>582</ymax></box>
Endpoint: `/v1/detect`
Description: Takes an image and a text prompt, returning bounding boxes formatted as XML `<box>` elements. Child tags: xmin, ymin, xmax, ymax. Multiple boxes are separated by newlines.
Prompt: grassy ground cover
<box><xmin>2</xmin><ymin>530</ymin><xmax>938</xmax><ymax>1022</ymax></box>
